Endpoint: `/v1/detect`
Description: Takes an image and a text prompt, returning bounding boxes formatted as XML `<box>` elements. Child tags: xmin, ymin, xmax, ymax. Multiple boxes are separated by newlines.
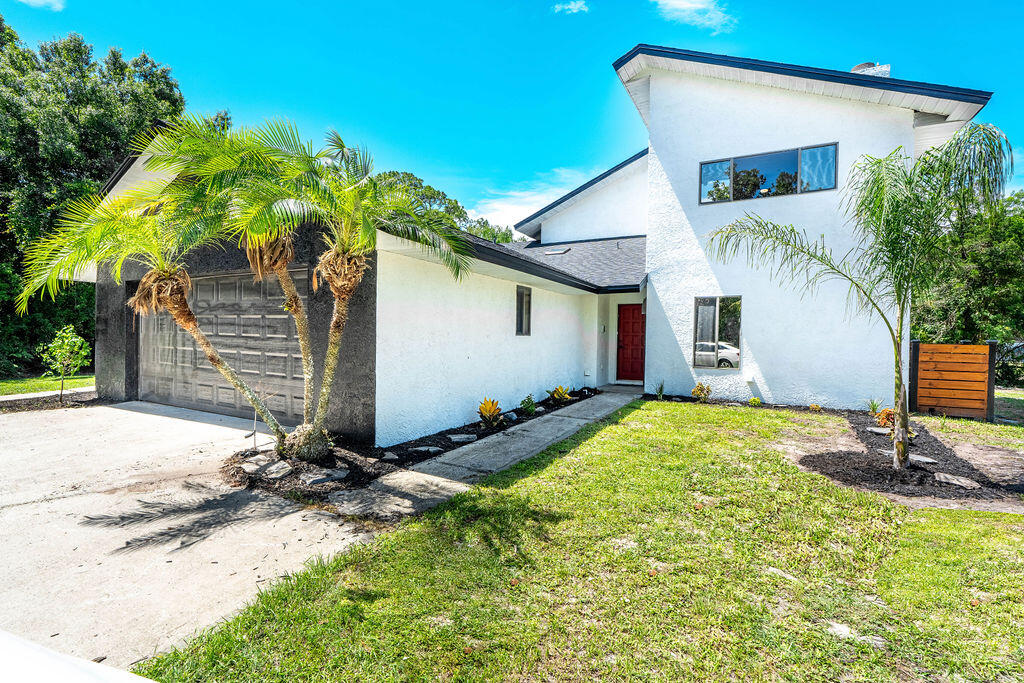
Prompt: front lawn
<box><xmin>996</xmin><ymin>387</ymin><xmax>1024</xmax><ymax>423</ymax></box>
<box><xmin>136</xmin><ymin>402</ymin><xmax>1024</xmax><ymax>681</ymax></box>
<box><xmin>0</xmin><ymin>374</ymin><xmax>94</xmax><ymax>396</ymax></box>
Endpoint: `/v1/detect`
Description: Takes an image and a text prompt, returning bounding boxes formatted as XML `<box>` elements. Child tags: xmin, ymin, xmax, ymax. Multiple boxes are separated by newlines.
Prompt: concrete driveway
<box><xmin>0</xmin><ymin>401</ymin><xmax>369</xmax><ymax>669</ymax></box>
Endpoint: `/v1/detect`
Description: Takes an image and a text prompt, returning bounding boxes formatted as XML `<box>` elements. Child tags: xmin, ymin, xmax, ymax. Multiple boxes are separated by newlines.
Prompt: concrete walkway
<box><xmin>0</xmin><ymin>390</ymin><xmax>639</xmax><ymax>669</ymax></box>
<box><xmin>0</xmin><ymin>385</ymin><xmax>95</xmax><ymax>403</ymax></box>
<box><xmin>331</xmin><ymin>391</ymin><xmax>640</xmax><ymax>519</ymax></box>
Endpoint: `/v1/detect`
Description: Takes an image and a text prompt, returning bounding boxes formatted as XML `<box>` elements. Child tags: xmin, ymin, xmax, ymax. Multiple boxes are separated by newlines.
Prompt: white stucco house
<box><xmin>93</xmin><ymin>45</ymin><xmax>993</xmax><ymax>447</ymax></box>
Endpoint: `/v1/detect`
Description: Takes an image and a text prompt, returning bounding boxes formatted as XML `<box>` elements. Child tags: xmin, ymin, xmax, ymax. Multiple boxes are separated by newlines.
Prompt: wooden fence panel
<box><xmin>909</xmin><ymin>341</ymin><xmax>995</xmax><ymax>421</ymax></box>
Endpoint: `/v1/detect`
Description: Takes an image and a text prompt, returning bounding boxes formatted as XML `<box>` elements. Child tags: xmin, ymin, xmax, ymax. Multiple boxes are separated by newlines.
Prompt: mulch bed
<box><xmin>226</xmin><ymin>387</ymin><xmax>601</xmax><ymax>504</ymax></box>
<box><xmin>0</xmin><ymin>390</ymin><xmax>110</xmax><ymax>414</ymax></box>
<box><xmin>798</xmin><ymin>411</ymin><xmax>1014</xmax><ymax>501</ymax></box>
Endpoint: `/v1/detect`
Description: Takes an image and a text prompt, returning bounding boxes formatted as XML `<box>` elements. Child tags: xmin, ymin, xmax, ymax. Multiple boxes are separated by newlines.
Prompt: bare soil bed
<box><xmin>226</xmin><ymin>388</ymin><xmax>601</xmax><ymax>505</ymax></box>
<box><xmin>0</xmin><ymin>390</ymin><xmax>108</xmax><ymax>414</ymax></box>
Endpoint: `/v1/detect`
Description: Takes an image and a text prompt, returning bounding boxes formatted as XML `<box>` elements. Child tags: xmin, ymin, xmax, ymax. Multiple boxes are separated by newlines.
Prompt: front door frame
<box><xmin>616</xmin><ymin>303</ymin><xmax>645</xmax><ymax>382</ymax></box>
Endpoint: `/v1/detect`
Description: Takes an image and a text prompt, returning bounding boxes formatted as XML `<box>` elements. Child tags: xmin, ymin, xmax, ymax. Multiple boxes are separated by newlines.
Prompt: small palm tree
<box><xmin>706</xmin><ymin>123</ymin><xmax>1012</xmax><ymax>469</ymax></box>
<box><xmin>17</xmin><ymin>183</ymin><xmax>288</xmax><ymax>444</ymax></box>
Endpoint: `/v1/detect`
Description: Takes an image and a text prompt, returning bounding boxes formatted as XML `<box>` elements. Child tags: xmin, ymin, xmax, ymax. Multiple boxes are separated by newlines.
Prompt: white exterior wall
<box><xmin>643</xmin><ymin>70</ymin><xmax>912</xmax><ymax>407</ymax></box>
<box><xmin>374</xmin><ymin>250</ymin><xmax>598</xmax><ymax>446</ymax></box>
<box><xmin>539</xmin><ymin>156</ymin><xmax>648</xmax><ymax>244</ymax></box>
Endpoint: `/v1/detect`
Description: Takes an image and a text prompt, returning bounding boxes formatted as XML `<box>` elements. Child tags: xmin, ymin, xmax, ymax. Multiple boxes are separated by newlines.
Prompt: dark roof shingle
<box><xmin>506</xmin><ymin>235</ymin><xmax>646</xmax><ymax>290</ymax></box>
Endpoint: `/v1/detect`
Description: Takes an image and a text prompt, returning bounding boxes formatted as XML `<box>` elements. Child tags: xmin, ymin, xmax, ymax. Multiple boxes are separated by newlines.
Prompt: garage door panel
<box><xmin>139</xmin><ymin>271</ymin><xmax>305</xmax><ymax>425</ymax></box>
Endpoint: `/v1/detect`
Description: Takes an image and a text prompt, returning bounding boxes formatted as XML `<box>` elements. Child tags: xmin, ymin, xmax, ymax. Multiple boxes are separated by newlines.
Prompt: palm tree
<box><xmin>706</xmin><ymin>123</ymin><xmax>1012</xmax><ymax>469</ymax></box>
<box><xmin>16</xmin><ymin>184</ymin><xmax>288</xmax><ymax>445</ymax></box>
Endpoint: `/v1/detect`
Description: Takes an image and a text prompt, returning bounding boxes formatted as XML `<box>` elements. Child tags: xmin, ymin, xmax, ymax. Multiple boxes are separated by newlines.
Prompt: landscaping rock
<box><xmin>772</xmin><ymin>404</ymin><xmax>788</xmax><ymax>409</ymax></box>
<box><xmin>534</xmin><ymin>406</ymin><xmax>545</xmax><ymax>413</ymax></box>
<box><xmin>909</xmin><ymin>454</ymin><xmax>938</xmax><ymax>464</ymax></box>
<box><xmin>241</xmin><ymin>454</ymin><xmax>274</xmax><ymax>474</ymax></box>
<box><xmin>411</xmin><ymin>446</ymin><xmax>443</xmax><ymax>455</ymax></box>
<box><xmin>263</xmin><ymin>461</ymin><xmax>294</xmax><ymax>480</ymax></box>
<box><xmin>381</xmin><ymin>452</ymin><xmax>400</xmax><ymax>463</ymax></box>
<box><xmin>866</xmin><ymin>427</ymin><xmax>890</xmax><ymax>435</ymax></box>
<box><xmin>726</xmin><ymin>402</ymin><xmax>743</xmax><ymax>407</ymax></box>
<box><xmin>934</xmin><ymin>472</ymin><xmax>981</xmax><ymax>489</ymax></box>
<box><xmin>672</xmin><ymin>398</ymin><xmax>683</xmax><ymax>402</ymax></box>
<box><xmin>503</xmin><ymin>412</ymin><xmax>518</xmax><ymax>422</ymax></box>
<box><xmin>299</xmin><ymin>468</ymin><xmax>349</xmax><ymax>486</ymax></box>
<box><xmin>448</xmin><ymin>434</ymin><xmax>478</xmax><ymax>444</ymax></box>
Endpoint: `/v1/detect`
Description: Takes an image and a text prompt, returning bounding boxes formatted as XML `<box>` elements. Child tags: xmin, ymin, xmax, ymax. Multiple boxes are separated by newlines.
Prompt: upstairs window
<box><xmin>693</xmin><ymin>296</ymin><xmax>741</xmax><ymax>368</ymax></box>
<box><xmin>516</xmin><ymin>286</ymin><xmax>531</xmax><ymax>336</ymax></box>
<box><xmin>699</xmin><ymin>143</ymin><xmax>836</xmax><ymax>204</ymax></box>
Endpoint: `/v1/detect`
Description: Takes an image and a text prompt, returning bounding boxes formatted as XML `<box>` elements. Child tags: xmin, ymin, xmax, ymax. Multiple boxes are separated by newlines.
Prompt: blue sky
<box><xmin>6</xmin><ymin>0</ymin><xmax>1023</xmax><ymax>226</ymax></box>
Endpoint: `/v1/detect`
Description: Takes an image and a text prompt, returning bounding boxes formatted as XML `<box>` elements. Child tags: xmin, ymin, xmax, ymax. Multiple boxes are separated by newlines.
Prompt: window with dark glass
<box><xmin>516</xmin><ymin>286</ymin><xmax>531</xmax><ymax>336</ymax></box>
<box><xmin>693</xmin><ymin>296</ymin><xmax>741</xmax><ymax>368</ymax></box>
<box><xmin>699</xmin><ymin>143</ymin><xmax>836</xmax><ymax>204</ymax></box>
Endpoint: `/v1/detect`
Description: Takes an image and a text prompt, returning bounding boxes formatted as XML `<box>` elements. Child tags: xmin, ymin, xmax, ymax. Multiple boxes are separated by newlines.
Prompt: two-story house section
<box><xmin>515</xmin><ymin>45</ymin><xmax>992</xmax><ymax>408</ymax></box>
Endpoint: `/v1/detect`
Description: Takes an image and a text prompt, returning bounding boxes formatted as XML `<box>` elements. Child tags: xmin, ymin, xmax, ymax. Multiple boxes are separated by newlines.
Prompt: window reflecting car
<box><xmin>695</xmin><ymin>341</ymin><xmax>740</xmax><ymax>368</ymax></box>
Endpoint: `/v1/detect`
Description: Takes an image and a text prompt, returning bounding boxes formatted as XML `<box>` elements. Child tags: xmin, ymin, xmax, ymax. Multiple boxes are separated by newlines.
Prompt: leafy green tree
<box><xmin>37</xmin><ymin>324</ymin><xmax>90</xmax><ymax>403</ymax></box>
<box><xmin>732</xmin><ymin>168</ymin><xmax>766</xmax><ymax>200</ymax></box>
<box><xmin>0</xmin><ymin>13</ymin><xmax>185</xmax><ymax>376</ymax></box>
<box><xmin>707</xmin><ymin>123</ymin><xmax>1012</xmax><ymax>470</ymax></box>
<box><xmin>380</xmin><ymin>170</ymin><xmax>517</xmax><ymax>243</ymax></box>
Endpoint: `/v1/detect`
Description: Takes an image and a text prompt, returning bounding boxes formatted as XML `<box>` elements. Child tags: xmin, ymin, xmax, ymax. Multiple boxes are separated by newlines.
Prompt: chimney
<box><xmin>851</xmin><ymin>62</ymin><xmax>891</xmax><ymax>78</ymax></box>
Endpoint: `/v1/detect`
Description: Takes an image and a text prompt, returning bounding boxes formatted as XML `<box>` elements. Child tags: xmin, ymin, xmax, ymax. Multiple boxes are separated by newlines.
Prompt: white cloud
<box><xmin>553</xmin><ymin>1</ymin><xmax>589</xmax><ymax>14</ymax></box>
<box><xmin>467</xmin><ymin>167</ymin><xmax>596</xmax><ymax>234</ymax></box>
<box><xmin>16</xmin><ymin>0</ymin><xmax>65</xmax><ymax>10</ymax></box>
<box><xmin>650</xmin><ymin>0</ymin><xmax>736</xmax><ymax>34</ymax></box>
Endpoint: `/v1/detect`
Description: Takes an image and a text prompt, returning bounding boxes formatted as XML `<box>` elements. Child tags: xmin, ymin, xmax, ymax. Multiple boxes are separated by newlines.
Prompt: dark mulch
<box><xmin>0</xmin><ymin>390</ymin><xmax>110</xmax><ymax>414</ymax></box>
<box><xmin>799</xmin><ymin>411</ymin><xmax>1014</xmax><ymax>501</ymax></box>
<box><xmin>227</xmin><ymin>388</ymin><xmax>601</xmax><ymax>504</ymax></box>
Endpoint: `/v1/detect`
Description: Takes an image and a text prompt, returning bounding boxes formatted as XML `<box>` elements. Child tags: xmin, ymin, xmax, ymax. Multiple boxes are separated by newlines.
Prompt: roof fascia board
<box><xmin>614</xmin><ymin>45</ymin><xmax>992</xmax><ymax>105</ymax></box>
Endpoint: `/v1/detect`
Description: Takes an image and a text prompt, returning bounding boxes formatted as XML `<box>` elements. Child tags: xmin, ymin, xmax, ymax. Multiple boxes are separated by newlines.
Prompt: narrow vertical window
<box><xmin>693</xmin><ymin>296</ymin><xmax>741</xmax><ymax>368</ymax></box>
<box><xmin>516</xmin><ymin>286</ymin><xmax>531</xmax><ymax>336</ymax></box>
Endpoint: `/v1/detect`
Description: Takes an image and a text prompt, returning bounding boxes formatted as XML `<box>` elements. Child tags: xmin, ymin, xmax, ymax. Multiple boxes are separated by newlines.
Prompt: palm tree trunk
<box><xmin>892</xmin><ymin>317</ymin><xmax>910</xmax><ymax>470</ymax></box>
<box><xmin>273</xmin><ymin>265</ymin><xmax>313</xmax><ymax>424</ymax></box>
<box><xmin>311</xmin><ymin>293</ymin><xmax>350</xmax><ymax>434</ymax></box>
<box><xmin>175</xmin><ymin>310</ymin><xmax>287</xmax><ymax>445</ymax></box>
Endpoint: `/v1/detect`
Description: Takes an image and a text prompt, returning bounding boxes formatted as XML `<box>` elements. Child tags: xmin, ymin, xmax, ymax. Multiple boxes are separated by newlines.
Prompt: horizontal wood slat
<box><xmin>919</xmin><ymin>344</ymin><xmax>990</xmax><ymax>355</ymax></box>
<box><xmin>922</xmin><ymin>407</ymin><xmax>989</xmax><ymax>419</ymax></box>
<box><xmin>917</xmin><ymin>370</ymin><xmax>990</xmax><ymax>382</ymax></box>
<box><xmin>917</xmin><ymin>387</ymin><xmax>987</xmax><ymax>400</ymax></box>
<box><xmin>917</xmin><ymin>378</ymin><xmax>988</xmax><ymax>391</ymax></box>
<box><xmin>919</xmin><ymin>361</ymin><xmax>989</xmax><ymax>373</ymax></box>
<box><xmin>918</xmin><ymin>397</ymin><xmax>986</xmax><ymax>409</ymax></box>
<box><xmin>919</xmin><ymin>353</ymin><xmax>988</xmax><ymax>364</ymax></box>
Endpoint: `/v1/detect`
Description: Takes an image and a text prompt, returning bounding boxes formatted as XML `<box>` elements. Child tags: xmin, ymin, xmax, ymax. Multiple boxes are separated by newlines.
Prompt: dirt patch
<box><xmin>778</xmin><ymin>411</ymin><xmax>1024</xmax><ymax>514</ymax></box>
<box><xmin>0</xmin><ymin>390</ymin><xmax>110</xmax><ymax>414</ymax></box>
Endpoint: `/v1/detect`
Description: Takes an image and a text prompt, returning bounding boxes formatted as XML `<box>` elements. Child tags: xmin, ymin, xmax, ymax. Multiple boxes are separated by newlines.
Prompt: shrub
<box><xmin>37</xmin><ymin>324</ymin><xmax>91</xmax><ymax>403</ymax></box>
<box><xmin>866</xmin><ymin>398</ymin><xmax>882</xmax><ymax>415</ymax></box>
<box><xmin>656</xmin><ymin>381</ymin><xmax>665</xmax><ymax>401</ymax></box>
<box><xmin>691</xmin><ymin>382</ymin><xmax>711</xmax><ymax>403</ymax></box>
<box><xmin>875</xmin><ymin>408</ymin><xmax>896</xmax><ymax>429</ymax></box>
<box><xmin>748</xmin><ymin>397</ymin><xmax>762</xmax><ymax>407</ymax></box>
<box><xmin>478</xmin><ymin>398</ymin><xmax>503</xmax><ymax>428</ymax></box>
<box><xmin>547</xmin><ymin>385</ymin><xmax>571</xmax><ymax>405</ymax></box>
<box><xmin>809</xmin><ymin>404</ymin><xmax>822</xmax><ymax>412</ymax></box>
<box><xmin>520</xmin><ymin>394</ymin><xmax>536</xmax><ymax>415</ymax></box>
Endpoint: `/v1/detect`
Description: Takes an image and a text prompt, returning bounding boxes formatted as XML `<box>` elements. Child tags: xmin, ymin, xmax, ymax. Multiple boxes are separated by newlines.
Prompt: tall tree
<box><xmin>707</xmin><ymin>123</ymin><xmax>1012</xmax><ymax>470</ymax></box>
<box><xmin>0</xmin><ymin>14</ymin><xmax>185</xmax><ymax>376</ymax></box>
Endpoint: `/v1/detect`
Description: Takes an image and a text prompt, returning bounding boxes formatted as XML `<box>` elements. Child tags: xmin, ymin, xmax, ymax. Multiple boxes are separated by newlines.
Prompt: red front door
<box><xmin>616</xmin><ymin>304</ymin><xmax>645</xmax><ymax>381</ymax></box>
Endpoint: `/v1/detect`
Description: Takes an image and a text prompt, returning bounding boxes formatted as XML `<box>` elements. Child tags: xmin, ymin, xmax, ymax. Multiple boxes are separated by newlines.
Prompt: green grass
<box><xmin>0</xmin><ymin>374</ymin><xmax>94</xmax><ymax>396</ymax></box>
<box><xmin>136</xmin><ymin>402</ymin><xmax>1024</xmax><ymax>681</ymax></box>
<box><xmin>996</xmin><ymin>387</ymin><xmax>1024</xmax><ymax>423</ymax></box>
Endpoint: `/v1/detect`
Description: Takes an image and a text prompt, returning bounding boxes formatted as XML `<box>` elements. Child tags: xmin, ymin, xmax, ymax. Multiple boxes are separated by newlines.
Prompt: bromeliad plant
<box><xmin>520</xmin><ymin>394</ymin><xmax>537</xmax><ymax>416</ymax></box>
<box><xmin>547</xmin><ymin>385</ymin><xmax>571</xmax><ymax>405</ymax></box>
<box><xmin>479</xmin><ymin>398</ymin><xmax>503</xmax><ymax>428</ymax></box>
<box><xmin>707</xmin><ymin>123</ymin><xmax>1012</xmax><ymax>470</ymax></box>
<box><xmin>691</xmin><ymin>382</ymin><xmax>711</xmax><ymax>403</ymax></box>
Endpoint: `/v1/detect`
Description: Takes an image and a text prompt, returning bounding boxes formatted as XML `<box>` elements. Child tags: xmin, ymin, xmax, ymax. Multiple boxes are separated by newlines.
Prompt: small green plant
<box><xmin>867</xmin><ymin>398</ymin><xmax>882</xmax><ymax>415</ymax></box>
<box><xmin>656</xmin><ymin>381</ymin><xmax>665</xmax><ymax>401</ymax></box>
<box><xmin>547</xmin><ymin>385</ymin><xmax>572</xmax><ymax>405</ymax></box>
<box><xmin>479</xmin><ymin>398</ymin><xmax>503</xmax><ymax>428</ymax></box>
<box><xmin>748</xmin><ymin>397</ymin><xmax>762</xmax><ymax>407</ymax></box>
<box><xmin>691</xmin><ymin>382</ymin><xmax>711</xmax><ymax>403</ymax></box>
<box><xmin>520</xmin><ymin>394</ymin><xmax>537</xmax><ymax>415</ymax></box>
<box><xmin>37</xmin><ymin>325</ymin><xmax>91</xmax><ymax>403</ymax></box>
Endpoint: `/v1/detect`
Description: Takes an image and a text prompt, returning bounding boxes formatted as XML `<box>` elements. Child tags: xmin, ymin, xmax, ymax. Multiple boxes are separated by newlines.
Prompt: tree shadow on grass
<box><xmin>81</xmin><ymin>481</ymin><xmax>301</xmax><ymax>553</ymax></box>
<box><xmin>798</xmin><ymin>411</ymin><xmax>1017</xmax><ymax>501</ymax></box>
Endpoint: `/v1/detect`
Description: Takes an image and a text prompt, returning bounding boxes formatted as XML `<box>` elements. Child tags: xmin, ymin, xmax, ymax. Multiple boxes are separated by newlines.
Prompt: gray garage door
<box><xmin>139</xmin><ymin>270</ymin><xmax>307</xmax><ymax>425</ymax></box>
